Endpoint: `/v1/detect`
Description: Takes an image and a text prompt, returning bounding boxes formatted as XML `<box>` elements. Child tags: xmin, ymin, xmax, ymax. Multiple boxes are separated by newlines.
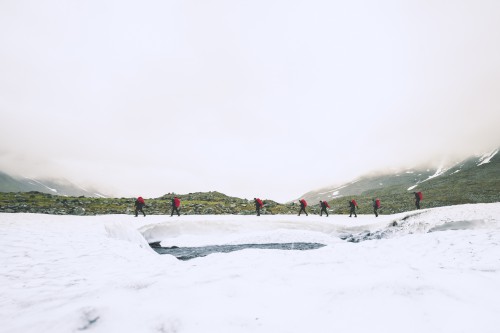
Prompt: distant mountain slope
<box><xmin>0</xmin><ymin>171</ymin><xmax>106</xmax><ymax>198</ymax></box>
<box><xmin>298</xmin><ymin>169</ymin><xmax>436</xmax><ymax>203</ymax></box>
<box><xmin>298</xmin><ymin>148</ymin><xmax>500</xmax><ymax>213</ymax></box>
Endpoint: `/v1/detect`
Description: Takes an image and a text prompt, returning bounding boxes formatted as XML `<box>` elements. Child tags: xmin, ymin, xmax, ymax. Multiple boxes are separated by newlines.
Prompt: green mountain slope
<box><xmin>299</xmin><ymin>149</ymin><xmax>500</xmax><ymax>214</ymax></box>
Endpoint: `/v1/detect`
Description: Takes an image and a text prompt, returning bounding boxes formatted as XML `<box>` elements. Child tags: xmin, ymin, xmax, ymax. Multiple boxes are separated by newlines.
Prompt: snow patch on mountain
<box><xmin>478</xmin><ymin>148</ymin><xmax>498</xmax><ymax>166</ymax></box>
<box><xmin>407</xmin><ymin>165</ymin><xmax>449</xmax><ymax>191</ymax></box>
<box><xmin>318</xmin><ymin>181</ymin><xmax>357</xmax><ymax>198</ymax></box>
<box><xmin>427</xmin><ymin>166</ymin><xmax>448</xmax><ymax>180</ymax></box>
<box><xmin>25</xmin><ymin>178</ymin><xmax>58</xmax><ymax>193</ymax></box>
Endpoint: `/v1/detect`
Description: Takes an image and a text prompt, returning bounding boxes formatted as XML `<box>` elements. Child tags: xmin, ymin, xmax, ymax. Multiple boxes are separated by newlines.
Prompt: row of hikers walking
<box><xmin>135</xmin><ymin>192</ymin><xmax>423</xmax><ymax>217</ymax></box>
<box><xmin>295</xmin><ymin>198</ymin><xmax>375</xmax><ymax>218</ymax></box>
<box><xmin>295</xmin><ymin>191</ymin><xmax>423</xmax><ymax>217</ymax></box>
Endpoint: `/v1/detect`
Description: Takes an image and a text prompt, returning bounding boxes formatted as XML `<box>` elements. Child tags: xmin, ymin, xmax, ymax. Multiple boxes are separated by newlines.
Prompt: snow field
<box><xmin>1</xmin><ymin>203</ymin><xmax>500</xmax><ymax>333</ymax></box>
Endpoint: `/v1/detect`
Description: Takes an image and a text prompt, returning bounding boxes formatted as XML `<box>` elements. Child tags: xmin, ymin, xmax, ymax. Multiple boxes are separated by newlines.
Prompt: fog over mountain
<box><xmin>1</xmin><ymin>0</ymin><xmax>499</xmax><ymax>202</ymax></box>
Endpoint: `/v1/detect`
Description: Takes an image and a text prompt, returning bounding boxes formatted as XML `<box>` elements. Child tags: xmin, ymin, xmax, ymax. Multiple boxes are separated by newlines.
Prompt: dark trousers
<box><xmin>374</xmin><ymin>207</ymin><xmax>378</xmax><ymax>217</ymax></box>
<box><xmin>320</xmin><ymin>207</ymin><xmax>328</xmax><ymax>217</ymax></box>
<box><xmin>349</xmin><ymin>207</ymin><xmax>357</xmax><ymax>217</ymax></box>
<box><xmin>298</xmin><ymin>207</ymin><xmax>308</xmax><ymax>216</ymax></box>
<box><xmin>415</xmin><ymin>200</ymin><xmax>420</xmax><ymax>210</ymax></box>
<box><xmin>135</xmin><ymin>208</ymin><xmax>145</xmax><ymax>217</ymax></box>
<box><xmin>256</xmin><ymin>207</ymin><xmax>260</xmax><ymax>216</ymax></box>
<box><xmin>171</xmin><ymin>206</ymin><xmax>180</xmax><ymax>216</ymax></box>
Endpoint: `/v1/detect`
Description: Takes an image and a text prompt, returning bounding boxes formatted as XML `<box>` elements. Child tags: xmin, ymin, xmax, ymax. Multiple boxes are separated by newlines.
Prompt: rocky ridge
<box><xmin>0</xmin><ymin>191</ymin><xmax>299</xmax><ymax>216</ymax></box>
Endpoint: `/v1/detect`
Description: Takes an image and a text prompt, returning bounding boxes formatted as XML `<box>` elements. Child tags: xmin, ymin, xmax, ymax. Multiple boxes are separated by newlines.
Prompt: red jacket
<box><xmin>174</xmin><ymin>197</ymin><xmax>180</xmax><ymax>208</ymax></box>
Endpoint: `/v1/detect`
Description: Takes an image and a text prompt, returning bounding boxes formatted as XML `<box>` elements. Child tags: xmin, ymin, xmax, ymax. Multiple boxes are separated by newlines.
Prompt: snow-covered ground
<box><xmin>1</xmin><ymin>203</ymin><xmax>500</xmax><ymax>333</ymax></box>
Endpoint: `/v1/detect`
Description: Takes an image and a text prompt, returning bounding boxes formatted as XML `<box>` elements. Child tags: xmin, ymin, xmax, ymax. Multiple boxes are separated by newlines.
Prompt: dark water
<box><xmin>150</xmin><ymin>242</ymin><xmax>326</xmax><ymax>260</ymax></box>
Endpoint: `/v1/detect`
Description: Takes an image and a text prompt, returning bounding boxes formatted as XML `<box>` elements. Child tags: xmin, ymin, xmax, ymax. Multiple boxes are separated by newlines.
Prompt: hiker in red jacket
<box><xmin>171</xmin><ymin>196</ymin><xmax>181</xmax><ymax>216</ymax></box>
<box><xmin>349</xmin><ymin>199</ymin><xmax>358</xmax><ymax>217</ymax></box>
<box><xmin>298</xmin><ymin>199</ymin><xmax>308</xmax><ymax>216</ymax></box>
<box><xmin>320</xmin><ymin>200</ymin><xmax>330</xmax><ymax>217</ymax></box>
<box><xmin>254</xmin><ymin>198</ymin><xmax>264</xmax><ymax>216</ymax></box>
<box><xmin>372</xmin><ymin>198</ymin><xmax>380</xmax><ymax>217</ymax></box>
<box><xmin>413</xmin><ymin>192</ymin><xmax>422</xmax><ymax>210</ymax></box>
<box><xmin>134</xmin><ymin>197</ymin><xmax>146</xmax><ymax>217</ymax></box>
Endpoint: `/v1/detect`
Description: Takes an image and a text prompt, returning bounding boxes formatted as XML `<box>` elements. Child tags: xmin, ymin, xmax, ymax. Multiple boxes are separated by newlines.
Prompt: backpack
<box><xmin>301</xmin><ymin>199</ymin><xmax>308</xmax><ymax>207</ymax></box>
<box><xmin>174</xmin><ymin>197</ymin><xmax>180</xmax><ymax>207</ymax></box>
<box><xmin>256</xmin><ymin>198</ymin><xmax>263</xmax><ymax>207</ymax></box>
<box><xmin>137</xmin><ymin>197</ymin><xmax>145</xmax><ymax>204</ymax></box>
<box><xmin>417</xmin><ymin>192</ymin><xmax>423</xmax><ymax>200</ymax></box>
<box><xmin>351</xmin><ymin>199</ymin><xmax>358</xmax><ymax>207</ymax></box>
<box><xmin>324</xmin><ymin>201</ymin><xmax>330</xmax><ymax>208</ymax></box>
<box><xmin>375</xmin><ymin>199</ymin><xmax>381</xmax><ymax>208</ymax></box>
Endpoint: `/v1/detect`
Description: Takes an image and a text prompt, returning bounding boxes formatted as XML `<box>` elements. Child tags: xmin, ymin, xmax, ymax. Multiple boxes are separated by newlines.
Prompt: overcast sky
<box><xmin>1</xmin><ymin>0</ymin><xmax>499</xmax><ymax>202</ymax></box>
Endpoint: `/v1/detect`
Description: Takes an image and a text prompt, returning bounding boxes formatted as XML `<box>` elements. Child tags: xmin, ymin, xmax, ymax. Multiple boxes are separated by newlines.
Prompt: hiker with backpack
<box><xmin>254</xmin><ymin>198</ymin><xmax>264</xmax><ymax>216</ymax></box>
<box><xmin>171</xmin><ymin>196</ymin><xmax>181</xmax><ymax>216</ymax></box>
<box><xmin>372</xmin><ymin>198</ymin><xmax>380</xmax><ymax>217</ymax></box>
<box><xmin>413</xmin><ymin>191</ymin><xmax>422</xmax><ymax>210</ymax></box>
<box><xmin>349</xmin><ymin>199</ymin><xmax>358</xmax><ymax>217</ymax></box>
<box><xmin>134</xmin><ymin>196</ymin><xmax>146</xmax><ymax>217</ymax></box>
<box><xmin>320</xmin><ymin>200</ymin><xmax>330</xmax><ymax>217</ymax></box>
<box><xmin>298</xmin><ymin>199</ymin><xmax>308</xmax><ymax>216</ymax></box>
